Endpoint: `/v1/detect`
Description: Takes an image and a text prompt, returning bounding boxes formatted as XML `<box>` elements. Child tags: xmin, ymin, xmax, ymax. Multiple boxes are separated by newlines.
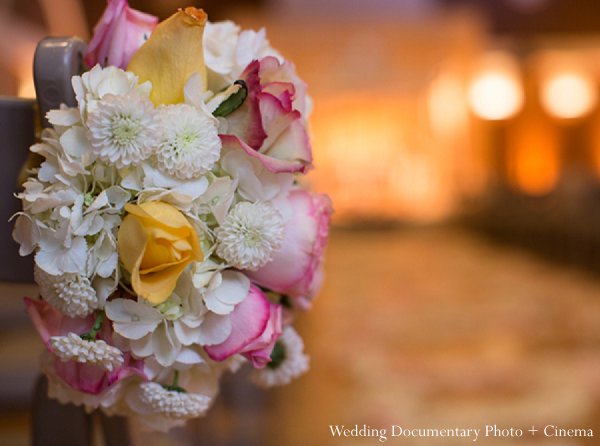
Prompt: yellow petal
<box><xmin>125</xmin><ymin>202</ymin><xmax>191</xmax><ymax>230</ymax></box>
<box><xmin>117</xmin><ymin>213</ymin><xmax>148</xmax><ymax>273</ymax></box>
<box><xmin>127</xmin><ymin>7</ymin><xmax>207</xmax><ymax>105</ymax></box>
<box><xmin>132</xmin><ymin>255</ymin><xmax>190</xmax><ymax>305</ymax></box>
<box><xmin>141</xmin><ymin>237</ymin><xmax>178</xmax><ymax>270</ymax></box>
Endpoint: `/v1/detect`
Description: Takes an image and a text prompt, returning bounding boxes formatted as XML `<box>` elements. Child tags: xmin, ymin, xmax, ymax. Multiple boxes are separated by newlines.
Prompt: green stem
<box><xmin>164</xmin><ymin>370</ymin><xmax>185</xmax><ymax>393</ymax></box>
<box><xmin>80</xmin><ymin>312</ymin><xmax>105</xmax><ymax>341</ymax></box>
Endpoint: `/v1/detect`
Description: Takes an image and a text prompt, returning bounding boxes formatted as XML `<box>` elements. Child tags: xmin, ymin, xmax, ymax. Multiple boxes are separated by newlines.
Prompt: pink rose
<box><xmin>204</xmin><ymin>285</ymin><xmax>282</xmax><ymax>368</ymax></box>
<box><xmin>247</xmin><ymin>189</ymin><xmax>333</xmax><ymax>309</ymax></box>
<box><xmin>24</xmin><ymin>298</ymin><xmax>145</xmax><ymax>395</ymax></box>
<box><xmin>220</xmin><ymin>56</ymin><xmax>313</xmax><ymax>174</ymax></box>
<box><xmin>85</xmin><ymin>0</ymin><xmax>158</xmax><ymax>69</ymax></box>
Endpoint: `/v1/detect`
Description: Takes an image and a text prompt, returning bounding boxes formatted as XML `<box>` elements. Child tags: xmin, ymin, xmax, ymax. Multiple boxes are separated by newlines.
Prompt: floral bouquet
<box><xmin>13</xmin><ymin>0</ymin><xmax>331</xmax><ymax>431</ymax></box>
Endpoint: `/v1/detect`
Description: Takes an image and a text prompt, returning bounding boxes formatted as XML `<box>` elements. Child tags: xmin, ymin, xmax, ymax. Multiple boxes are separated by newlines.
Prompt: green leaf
<box><xmin>212</xmin><ymin>80</ymin><xmax>248</xmax><ymax>117</ymax></box>
<box><xmin>267</xmin><ymin>341</ymin><xmax>287</xmax><ymax>369</ymax></box>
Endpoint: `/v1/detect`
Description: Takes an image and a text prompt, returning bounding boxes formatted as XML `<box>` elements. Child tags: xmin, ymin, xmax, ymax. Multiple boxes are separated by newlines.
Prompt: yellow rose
<box><xmin>117</xmin><ymin>201</ymin><xmax>202</xmax><ymax>304</ymax></box>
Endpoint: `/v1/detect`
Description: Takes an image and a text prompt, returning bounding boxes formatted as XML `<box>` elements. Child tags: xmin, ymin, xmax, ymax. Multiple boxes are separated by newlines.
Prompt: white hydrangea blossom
<box><xmin>87</xmin><ymin>92</ymin><xmax>158</xmax><ymax>168</ymax></box>
<box><xmin>251</xmin><ymin>327</ymin><xmax>309</xmax><ymax>388</ymax></box>
<box><xmin>215</xmin><ymin>201</ymin><xmax>284</xmax><ymax>270</ymax></box>
<box><xmin>35</xmin><ymin>266</ymin><xmax>97</xmax><ymax>317</ymax></box>
<box><xmin>105</xmin><ymin>271</ymin><xmax>241</xmax><ymax>367</ymax></box>
<box><xmin>155</xmin><ymin>104</ymin><xmax>221</xmax><ymax>180</ymax></box>
<box><xmin>137</xmin><ymin>382</ymin><xmax>210</xmax><ymax>419</ymax></box>
<box><xmin>50</xmin><ymin>332</ymin><xmax>124</xmax><ymax>372</ymax></box>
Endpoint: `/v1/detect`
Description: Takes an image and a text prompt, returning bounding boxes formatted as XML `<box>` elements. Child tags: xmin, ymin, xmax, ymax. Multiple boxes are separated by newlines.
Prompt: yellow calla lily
<box><xmin>127</xmin><ymin>7</ymin><xmax>207</xmax><ymax>105</ymax></box>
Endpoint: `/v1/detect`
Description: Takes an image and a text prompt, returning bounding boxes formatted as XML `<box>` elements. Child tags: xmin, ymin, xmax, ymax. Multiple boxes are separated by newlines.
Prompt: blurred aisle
<box><xmin>4</xmin><ymin>227</ymin><xmax>600</xmax><ymax>445</ymax></box>
<box><xmin>260</xmin><ymin>227</ymin><xmax>600</xmax><ymax>446</ymax></box>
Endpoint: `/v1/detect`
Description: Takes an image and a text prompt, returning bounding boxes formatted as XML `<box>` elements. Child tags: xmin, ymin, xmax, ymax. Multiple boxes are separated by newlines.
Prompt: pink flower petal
<box><xmin>247</xmin><ymin>190</ymin><xmax>333</xmax><ymax>303</ymax></box>
<box><xmin>219</xmin><ymin>56</ymin><xmax>313</xmax><ymax>174</ymax></box>
<box><xmin>242</xmin><ymin>303</ymin><xmax>282</xmax><ymax>368</ymax></box>
<box><xmin>220</xmin><ymin>134</ymin><xmax>310</xmax><ymax>174</ymax></box>
<box><xmin>85</xmin><ymin>0</ymin><xmax>158</xmax><ymax>69</ymax></box>
<box><xmin>225</xmin><ymin>60</ymin><xmax>267</xmax><ymax>149</ymax></box>
<box><xmin>24</xmin><ymin>298</ymin><xmax>92</xmax><ymax>346</ymax></box>
<box><xmin>204</xmin><ymin>285</ymin><xmax>270</xmax><ymax>361</ymax></box>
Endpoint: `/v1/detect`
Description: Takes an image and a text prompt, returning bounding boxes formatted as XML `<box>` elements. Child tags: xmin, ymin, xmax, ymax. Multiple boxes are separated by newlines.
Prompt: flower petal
<box><xmin>127</xmin><ymin>7</ymin><xmax>208</xmax><ymax>105</ymax></box>
<box><xmin>204</xmin><ymin>285</ymin><xmax>270</xmax><ymax>361</ymax></box>
<box><xmin>105</xmin><ymin>298</ymin><xmax>162</xmax><ymax>340</ymax></box>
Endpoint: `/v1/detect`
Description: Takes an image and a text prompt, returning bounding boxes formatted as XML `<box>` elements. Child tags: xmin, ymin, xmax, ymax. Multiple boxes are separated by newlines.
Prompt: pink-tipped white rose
<box><xmin>204</xmin><ymin>285</ymin><xmax>282</xmax><ymax>368</ymax></box>
<box><xmin>220</xmin><ymin>56</ymin><xmax>312</xmax><ymax>174</ymax></box>
<box><xmin>247</xmin><ymin>189</ymin><xmax>333</xmax><ymax>309</ymax></box>
<box><xmin>85</xmin><ymin>0</ymin><xmax>158</xmax><ymax>69</ymax></box>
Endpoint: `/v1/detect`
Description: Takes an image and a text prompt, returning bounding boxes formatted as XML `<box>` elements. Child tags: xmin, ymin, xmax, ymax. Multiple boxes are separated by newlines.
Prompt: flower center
<box><xmin>241</xmin><ymin>225</ymin><xmax>264</xmax><ymax>247</ymax></box>
<box><xmin>172</xmin><ymin>128</ymin><xmax>200</xmax><ymax>154</ymax></box>
<box><xmin>111</xmin><ymin>114</ymin><xmax>142</xmax><ymax>146</ymax></box>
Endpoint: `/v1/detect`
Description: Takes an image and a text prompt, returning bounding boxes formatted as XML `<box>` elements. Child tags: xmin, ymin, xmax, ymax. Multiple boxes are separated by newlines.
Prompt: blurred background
<box><xmin>3</xmin><ymin>0</ymin><xmax>600</xmax><ymax>444</ymax></box>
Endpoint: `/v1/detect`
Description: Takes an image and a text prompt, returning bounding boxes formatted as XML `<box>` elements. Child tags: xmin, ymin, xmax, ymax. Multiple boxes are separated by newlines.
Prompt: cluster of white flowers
<box><xmin>136</xmin><ymin>382</ymin><xmax>210</xmax><ymax>419</ymax></box>
<box><xmin>50</xmin><ymin>333</ymin><xmax>124</xmax><ymax>372</ymax></box>
<box><xmin>15</xmin><ymin>10</ymin><xmax>325</xmax><ymax>432</ymax></box>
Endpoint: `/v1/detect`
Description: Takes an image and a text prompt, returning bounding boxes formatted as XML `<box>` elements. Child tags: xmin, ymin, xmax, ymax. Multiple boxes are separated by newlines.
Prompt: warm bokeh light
<box><xmin>17</xmin><ymin>72</ymin><xmax>35</xmax><ymax>98</ymax></box>
<box><xmin>468</xmin><ymin>52</ymin><xmax>524</xmax><ymax>121</ymax></box>
<box><xmin>427</xmin><ymin>69</ymin><xmax>468</xmax><ymax>137</ymax></box>
<box><xmin>308</xmin><ymin>94</ymin><xmax>458</xmax><ymax>222</ymax></box>
<box><xmin>540</xmin><ymin>71</ymin><xmax>597</xmax><ymax>119</ymax></box>
<box><xmin>506</xmin><ymin>116</ymin><xmax>560</xmax><ymax>195</ymax></box>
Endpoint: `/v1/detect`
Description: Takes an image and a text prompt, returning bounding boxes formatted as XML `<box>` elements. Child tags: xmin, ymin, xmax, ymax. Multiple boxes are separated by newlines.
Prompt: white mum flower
<box><xmin>251</xmin><ymin>327</ymin><xmax>309</xmax><ymax>388</ymax></box>
<box><xmin>138</xmin><ymin>382</ymin><xmax>210</xmax><ymax>419</ymax></box>
<box><xmin>35</xmin><ymin>265</ymin><xmax>97</xmax><ymax>317</ymax></box>
<box><xmin>50</xmin><ymin>332</ymin><xmax>124</xmax><ymax>372</ymax></box>
<box><xmin>155</xmin><ymin>104</ymin><xmax>221</xmax><ymax>180</ymax></box>
<box><xmin>215</xmin><ymin>201</ymin><xmax>284</xmax><ymax>270</ymax></box>
<box><xmin>87</xmin><ymin>92</ymin><xmax>158</xmax><ymax>168</ymax></box>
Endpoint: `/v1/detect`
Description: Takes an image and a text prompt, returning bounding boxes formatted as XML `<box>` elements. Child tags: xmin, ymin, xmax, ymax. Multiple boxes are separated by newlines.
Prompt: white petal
<box><xmin>204</xmin><ymin>271</ymin><xmax>249</xmax><ymax>315</ymax></box>
<box><xmin>176</xmin><ymin>347</ymin><xmax>205</xmax><ymax>364</ymax></box>
<box><xmin>184</xmin><ymin>72</ymin><xmax>207</xmax><ymax>110</ymax></box>
<box><xmin>153</xmin><ymin>323</ymin><xmax>180</xmax><ymax>367</ymax></box>
<box><xmin>46</xmin><ymin>108</ymin><xmax>80</xmax><ymax>127</ymax></box>
<box><xmin>104</xmin><ymin>186</ymin><xmax>130</xmax><ymax>209</ymax></box>
<box><xmin>130</xmin><ymin>334</ymin><xmax>155</xmax><ymax>358</ymax></box>
<box><xmin>105</xmin><ymin>298</ymin><xmax>162</xmax><ymax>340</ymax></box>
<box><xmin>12</xmin><ymin>214</ymin><xmax>39</xmax><ymax>256</ymax></box>
<box><xmin>197</xmin><ymin>312</ymin><xmax>232</xmax><ymax>346</ymax></box>
<box><xmin>59</xmin><ymin>126</ymin><xmax>92</xmax><ymax>159</ymax></box>
<box><xmin>92</xmin><ymin>277</ymin><xmax>116</xmax><ymax>308</ymax></box>
<box><xmin>36</xmin><ymin>236</ymin><xmax>87</xmax><ymax>275</ymax></box>
<box><xmin>173</xmin><ymin>320</ymin><xmax>201</xmax><ymax>346</ymax></box>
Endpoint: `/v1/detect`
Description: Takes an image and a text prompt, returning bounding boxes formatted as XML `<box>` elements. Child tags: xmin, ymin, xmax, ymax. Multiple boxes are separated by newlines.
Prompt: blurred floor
<box><xmin>3</xmin><ymin>226</ymin><xmax>600</xmax><ymax>445</ymax></box>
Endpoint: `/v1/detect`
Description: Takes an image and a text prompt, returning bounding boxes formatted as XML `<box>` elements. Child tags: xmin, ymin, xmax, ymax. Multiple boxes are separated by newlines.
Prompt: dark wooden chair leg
<box><xmin>99</xmin><ymin>411</ymin><xmax>131</xmax><ymax>446</ymax></box>
<box><xmin>31</xmin><ymin>375</ymin><xmax>92</xmax><ymax>446</ymax></box>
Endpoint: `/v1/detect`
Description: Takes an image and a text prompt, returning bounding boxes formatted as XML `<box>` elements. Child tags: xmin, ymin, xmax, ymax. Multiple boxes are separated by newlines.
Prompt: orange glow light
<box><xmin>308</xmin><ymin>94</ymin><xmax>457</xmax><ymax>222</ymax></box>
<box><xmin>506</xmin><ymin>117</ymin><xmax>560</xmax><ymax>195</ymax></box>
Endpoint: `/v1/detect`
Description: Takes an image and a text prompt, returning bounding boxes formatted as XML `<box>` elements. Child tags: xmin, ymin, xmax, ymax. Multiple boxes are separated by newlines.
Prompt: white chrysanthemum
<box><xmin>138</xmin><ymin>382</ymin><xmax>210</xmax><ymax>419</ymax></box>
<box><xmin>35</xmin><ymin>265</ymin><xmax>97</xmax><ymax>317</ymax></box>
<box><xmin>87</xmin><ymin>93</ymin><xmax>158</xmax><ymax>168</ymax></box>
<box><xmin>251</xmin><ymin>327</ymin><xmax>309</xmax><ymax>388</ymax></box>
<box><xmin>50</xmin><ymin>332</ymin><xmax>124</xmax><ymax>372</ymax></box>
<box><xmin>155</xmin><ymin>104</ymin><xmax>221</xmax><ymax>180</ymax></box>
<box><xmin>215</xmin><ymin>201</ymin><xmax>284</xmax><ymax>270</ymax></box>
